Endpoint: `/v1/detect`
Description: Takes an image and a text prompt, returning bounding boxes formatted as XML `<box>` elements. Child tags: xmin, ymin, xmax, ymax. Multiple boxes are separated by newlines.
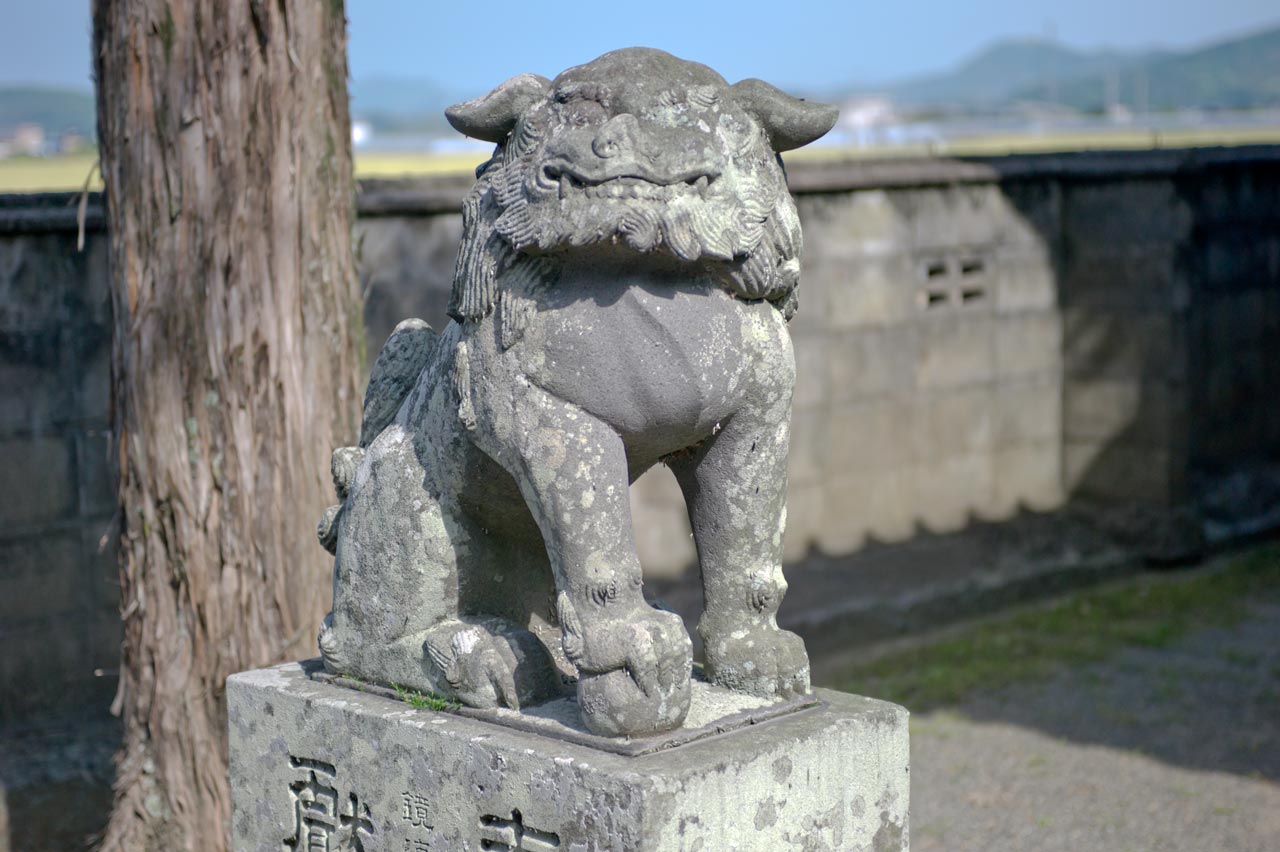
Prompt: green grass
<box><xmin>390</xmin><ymin>682</ymin><xmax>459</xmax><ymax>712</ymax></box>
<box><xmin>354</xmin><ymin>126</ymin><xmax>1280</xmax><ymax>181</ymax></box>
<box><xmin>828</xmin><ymin>544</ymin><xmax>1280</xmax><ymax>710</ymax></box>
<box><xmin>356</xmin><ymin>150</ymin><xmax>487</xmax><ymax>179</ymax></box>
<box><xmin>4</xmin><ymin>124</ymin><xmax>1280</xmax><ymax>193</ymax></box>
<box><xmin>0</xmin><ymin>153</ymin><xmax>99</xmax><ymax>193</ymax></box>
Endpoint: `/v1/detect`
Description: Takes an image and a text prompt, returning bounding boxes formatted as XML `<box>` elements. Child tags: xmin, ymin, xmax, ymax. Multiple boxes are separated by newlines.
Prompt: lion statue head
<box><xmin>444</xmin><ymin>47</ymin><xmax>837</xmax><ymax>324</ymax></box>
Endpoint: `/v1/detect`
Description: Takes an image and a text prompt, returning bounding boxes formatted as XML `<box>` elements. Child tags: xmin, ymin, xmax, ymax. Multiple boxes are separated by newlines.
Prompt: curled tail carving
<box><xmin>359</xmin><ymin>318</ymin><xmax>439</xmax><ymax>447</ymax></box>
<box><xmin>318</xmin><ymin>319</ymin><xmax>436</xmax><ymax>557</ymax></box>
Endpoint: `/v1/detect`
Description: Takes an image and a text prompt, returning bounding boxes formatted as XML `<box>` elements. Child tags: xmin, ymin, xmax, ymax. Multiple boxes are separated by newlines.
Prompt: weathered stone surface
<box><xmin>798</xmin><ymin>191</ymin><xmax>906</xmax><ymax>259</ymax></box>
<box><xmin>913</xmin><ymin>315</ymin><xmax>997</xmax><ymax>389</ymax></box>
<box><xmin>355</xmin><ymin>215</ymin><xmax>461</xmax><ymax>368</ymax></box>
<box><xmin>995</xmin><ymin>313</ymin><xmax>1061</xmax><ymax>379</ymax></box>
<box><xmin>827</xmin><ymin>328</ymin><xmax>914</xmax><ymax>402</ymax></box>
<box><xmin>992</xmin><ymin>248</ymin><xmax>1057</xmax><ymax>314</ymax></box>
<box><xmin>317</xmin><ymin>48</ymin><xmax>837</xmax><ymax>738</ymax></box>
<box><xmin>1062</xmin><ymin>180</ymin><xmax>1193</xmax><ymax>248</ymax></box>
<box><xmin>1064</xmin><ymin>378</ymin><xmax>1181</xmax><ymax>446</ymax></box>
<box><xmin>11</xmin><ymin>145</ymin><xmax>1280</xmax><ymax>735</ymax></box>
<box><xmin>228</xmin><ymin>661</ymin><xmax>910</xmax><ymax>852</ymax></box>
<box><xmin>810</xmin><ymin>253</ymin><xmax>918</xmax><ymax>331</ymax></box>
<box><xmin>827</xmin><ymin>401</ymin><xmax>911</xmax><ymax>473</ymax></box>
<box><xmin>0</xmin><ymin>437</ymin><xmax>74</xmax><ymax>527</ymax></box>
<box><xmin>992</xmin><ymin>442</ymin><xmax>1065</xmax><ymax>514</ymax></box>
<box><xmin>0</xmin><ymin>534</ymin><xmax>80</xmax><ymax>622</ymax></box>
<box><xmin>910</xmin><ymin>387</ymin><xmax>996</xmax><ymax>462</ymax></box>
<box><xmin>0</xmin><ymin>362</ymin><xmax>72</xmax><ymax>436</ymax></box>
<box><xmin>897</xmin><ymin>185</ymin><xmax>1015</xmax><ymax>251</ymax></box>
<box><xmin>1060</xmin><ymin>245</ymin><xmax>1190</xmax><ymax>310</ymax></box>
<box><xmin>74</xmin><ymin>430</ymin><xmax>116</xmax><ymax>517</ymax></box>
<box><xmin>821</xmin><ymin>469</ymin><xmax>914</xmax><ymax>551</ymax></box>
<box><xmin>1064</xmin><ymin>440</ymin><xmax>1182</xmax><ymax>504</ymax></box>
<box><xmin>994</xmin><ymin>380</ymin><xmax>1061</xmax><ymax>447</ymax></box>
<box><xmin>1062</xmin><ymin>308</ymin><xmax>1185</xmax><ymax>380</ymax></box>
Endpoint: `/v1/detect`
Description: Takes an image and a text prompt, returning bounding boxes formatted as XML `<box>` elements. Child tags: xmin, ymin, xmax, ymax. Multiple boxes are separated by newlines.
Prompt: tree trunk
<box><xmin>92</xmin><ymin>2</ymin><xmax>363</xmax><ymax>848</ymax></box>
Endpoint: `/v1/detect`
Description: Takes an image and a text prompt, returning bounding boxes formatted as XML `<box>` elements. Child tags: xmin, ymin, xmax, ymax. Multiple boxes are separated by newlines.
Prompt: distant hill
<box><xmin>0</xmin><ymin>86</ymin><xmax>95</xmax><ymax>137</ymax></box>
<box><xmin>881</xmin><ymin>39</ymin><xmax>1158</xmax><ymax>107</ymax></box>
<box><xmin>1016</xmin><ymin>26</ymin><xmax>1280</xmax><ymax>111</ymax></box>
<box><xmin>349</xmin><ymin>77</ymin><xmax>462</xmax><ymax>134</ymax></box>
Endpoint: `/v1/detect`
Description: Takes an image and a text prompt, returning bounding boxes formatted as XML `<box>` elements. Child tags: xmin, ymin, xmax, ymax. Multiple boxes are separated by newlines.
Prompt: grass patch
<box><xmin>829</xmin><ymin>544</ymin><xmax>1280</xmax><ymax>710</ymax></box>
<box><xmin>390</xmin><ymin>682</ymin><xmax>459</xmax><ymax>712</ymax></box>
<box><xmin>355</xmin><ymin>150</ymin><xmax>486</xmax><ymax>179</ymax></box>
<box><xmin>786</xmin><ymin>125</ymin><xmax>1280</xmax><ymax>163</ymax></box>
<box><xmin>0</xmin><ymin>152</ymin><xmax>99</xmax><ymax>193</ymax></box>
<box><xmin>1218</xmin><ymin>648</ymin><xmax>1261</xmax><ymax>667</ymax></box>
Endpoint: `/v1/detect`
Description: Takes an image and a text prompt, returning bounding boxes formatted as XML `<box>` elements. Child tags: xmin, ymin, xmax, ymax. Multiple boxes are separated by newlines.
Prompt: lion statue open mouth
<box><xmin>317</xmin><ymin>48</ymin><xmax>837</xmax><ymax>737</ymax></box>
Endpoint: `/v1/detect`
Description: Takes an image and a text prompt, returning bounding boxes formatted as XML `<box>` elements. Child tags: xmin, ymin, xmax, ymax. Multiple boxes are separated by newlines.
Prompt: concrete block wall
<box><xmin>783</xmin><ymin>183</ymin><xmax>1066</xmax><ymax>560</ymax></box>
<box><xmin>0</xmin><ymin>225</ymin><xmax>119</xmax><ymax>723</ymax></box>
<box><xmin>1058</xmin><ymin>178</ymin><xmax>1195</xmax><ymax>507</ymax></box>
<box><xmin>355</xmin><ymin>211</ymin><xmax>460</xmax><ymax>368</ymax></box>
<box><xmin>1182</xmin><ymin>159</ymin><xmax>1280</xmax><ymax>477</ymax></box>
<box><xmin>3</xmin><ymin>146</ymin><xmax>1278</xmax><ymax>724</ymax></box>
<box><xmin>351</xmin><ymin>176</ymin><xmax>1070</xmax><ymax>574</ymax></box>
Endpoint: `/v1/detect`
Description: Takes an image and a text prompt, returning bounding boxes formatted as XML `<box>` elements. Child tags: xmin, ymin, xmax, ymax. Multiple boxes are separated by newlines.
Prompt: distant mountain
<box><xmin>876</xmin><ymin>39</ymin><xmax>1159</xmax><ymax>107</ymax></box>
<box><xmin>1016</xmin><ymin>25</ymin><xmax>1280</xmax><ymax>111</ymax></box>
<box><xmin>349</xmin><ymin>77</ymin><xmax>462</xmax><ymax>134</ymax></box>
<box><xmin>833</xmin><ymin>24</ymin><xmax>1280</xmax><ymax>113</ymax></box>
<box><xmin>0</xmin><ymin>86</ymin><xmax>95</xmax><ymax>137</ymax></box>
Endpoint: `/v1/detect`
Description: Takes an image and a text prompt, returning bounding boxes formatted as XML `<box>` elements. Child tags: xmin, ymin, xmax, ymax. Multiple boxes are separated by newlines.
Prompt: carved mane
<box><xmin>447</xmin><ymin>118</ymin><xmax>805</xmax><ymax>327</ymax></box>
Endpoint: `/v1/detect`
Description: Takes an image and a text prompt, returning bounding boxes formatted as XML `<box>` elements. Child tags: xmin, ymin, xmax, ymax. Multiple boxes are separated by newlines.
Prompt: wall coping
<box><xmin>5</xmin><ymin>144</ymin><xmax>1278</xmax><ymax>235</ymax></box>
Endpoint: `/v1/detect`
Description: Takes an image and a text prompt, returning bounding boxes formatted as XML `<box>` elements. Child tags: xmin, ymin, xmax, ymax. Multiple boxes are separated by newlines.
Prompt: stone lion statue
<box><xmin>317</xmin><ymin>47</ymin><xmax>837</xmax><ymax>737</ymax></box>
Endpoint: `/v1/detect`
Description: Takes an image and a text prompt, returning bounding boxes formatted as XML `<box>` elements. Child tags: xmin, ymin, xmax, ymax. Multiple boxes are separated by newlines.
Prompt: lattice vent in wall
<box><xmin>915</xmin><ymin>249</ymin><xmax>992</xmax><ymax>310</ymax></box>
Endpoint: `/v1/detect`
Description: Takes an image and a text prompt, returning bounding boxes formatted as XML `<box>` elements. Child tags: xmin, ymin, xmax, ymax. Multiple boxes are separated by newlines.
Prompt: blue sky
<box><xmin>2</xmin><ymin>0</ymin><xmax>1278</xmax><ymax>93</ymax></box>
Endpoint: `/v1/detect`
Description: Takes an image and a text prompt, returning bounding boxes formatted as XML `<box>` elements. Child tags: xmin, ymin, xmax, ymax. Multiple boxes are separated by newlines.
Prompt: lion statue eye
<box><xmin>554</xmin><ymin>86</ymin><xmax>610</xmax><ymax>127</ymax></box>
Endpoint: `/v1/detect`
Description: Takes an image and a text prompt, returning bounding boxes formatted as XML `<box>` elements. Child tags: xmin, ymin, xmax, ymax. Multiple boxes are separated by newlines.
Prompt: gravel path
<box><xmin>910</xmin><ymin>600</ymin><xmax>1280</xmax><ymax>851</ymax></box>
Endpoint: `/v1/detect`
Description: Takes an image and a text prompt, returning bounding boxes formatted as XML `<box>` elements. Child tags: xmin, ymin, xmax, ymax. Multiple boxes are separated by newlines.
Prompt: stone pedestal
<box><xmin>228</xmin><ymin>660</ymin><xmax>909</xmax><ymax>851</ymax></box>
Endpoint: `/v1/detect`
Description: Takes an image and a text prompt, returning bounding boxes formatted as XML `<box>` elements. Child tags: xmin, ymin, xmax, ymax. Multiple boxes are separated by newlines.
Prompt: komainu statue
<box><xmin>317</xmin><ymin>48</ymin><xmax>837</xmax><ymax>737</ymax></box>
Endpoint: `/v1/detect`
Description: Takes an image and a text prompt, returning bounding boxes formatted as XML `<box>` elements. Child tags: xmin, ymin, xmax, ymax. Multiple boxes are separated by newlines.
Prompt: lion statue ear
<box><xmin>445</xmin><ymin>73</ymin><xmax>552</xmax><ymax>143</ymax></box>
<box><xmin>729</xmin><ymin>78</ymin><xmax>839</xmax><ymax>152</ymax></box>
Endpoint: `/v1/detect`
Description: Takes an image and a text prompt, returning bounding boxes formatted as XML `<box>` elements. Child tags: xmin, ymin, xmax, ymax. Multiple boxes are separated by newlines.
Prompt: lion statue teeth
<box><xmin>317</xmin><ymin>47</ymin><xmax>837</xmax><ymax>737</ymax></box>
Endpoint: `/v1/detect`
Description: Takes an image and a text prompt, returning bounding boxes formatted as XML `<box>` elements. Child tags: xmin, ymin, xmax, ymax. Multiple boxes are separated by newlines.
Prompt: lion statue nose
<box><xmin>592</xmin><ymin>113</ymin><xmax>641</xmax><ymax>159</ymax></box>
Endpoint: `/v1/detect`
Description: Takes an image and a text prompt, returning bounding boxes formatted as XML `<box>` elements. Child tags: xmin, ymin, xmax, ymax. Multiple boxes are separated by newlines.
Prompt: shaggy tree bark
<box><xmin>92</xmin><ymin>2</ymin><xmax>363</xmax><ymax>849</ymax></box>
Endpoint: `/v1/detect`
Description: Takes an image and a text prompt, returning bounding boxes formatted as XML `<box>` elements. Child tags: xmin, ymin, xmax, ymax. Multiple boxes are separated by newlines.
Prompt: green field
<box><xmin>4</xmin><ymin>125</ymin><xmax>1280</xmax><ymax>193</ymax></box>
<box><xmin>0</xmin><ymin>152</ymin><xmax>101</xmax><ymax>193</ymax></box>
<box><xmin>796</xmin><ymin>125</ymin><xmax>1280</xmax><ymax>161</ymax></box>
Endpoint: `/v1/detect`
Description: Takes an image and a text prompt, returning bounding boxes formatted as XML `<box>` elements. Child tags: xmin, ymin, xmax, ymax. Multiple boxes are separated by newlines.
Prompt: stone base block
<box><xmin>228</xmin><ymin>660</ymin><xmax>910</xmax><ymax>852</ymax></box>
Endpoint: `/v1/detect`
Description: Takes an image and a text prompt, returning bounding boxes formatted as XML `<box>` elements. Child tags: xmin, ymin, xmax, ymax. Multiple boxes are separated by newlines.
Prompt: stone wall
<box><xmin>781</xmin><ymin>180</ymin><xmax>1064</xmax><ymax>563</ymax></box>
<box><xmin>0</xmin><ymin>196</ymin><xmax>117</xmax><ymax>723</ymax></box>
<box><xmin>1181</xmin><ymin>157</ymin><xmax>1280</xmax><ymax>540</ymax></box>
<box><xmin>1059</xmin><ymin>177</ymin><xmax>1193</xmax><ymax>507</ymax></box>
<box><xmin>2</xmin><ymin>146</ymin><xmax>1277</xmax><ymax>724</ymax></box>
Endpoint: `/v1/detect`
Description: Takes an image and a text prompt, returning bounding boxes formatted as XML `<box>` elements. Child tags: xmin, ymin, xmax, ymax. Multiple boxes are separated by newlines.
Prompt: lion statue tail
<box><xmin>316</xmin><ymin>318</ymin><xmax>438</xmax><ymax>558</ymax></box>
<box><xmin>358</xmin><ymin>317</ymin><xmax>439</xmax><ymax>447</ymax></box>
